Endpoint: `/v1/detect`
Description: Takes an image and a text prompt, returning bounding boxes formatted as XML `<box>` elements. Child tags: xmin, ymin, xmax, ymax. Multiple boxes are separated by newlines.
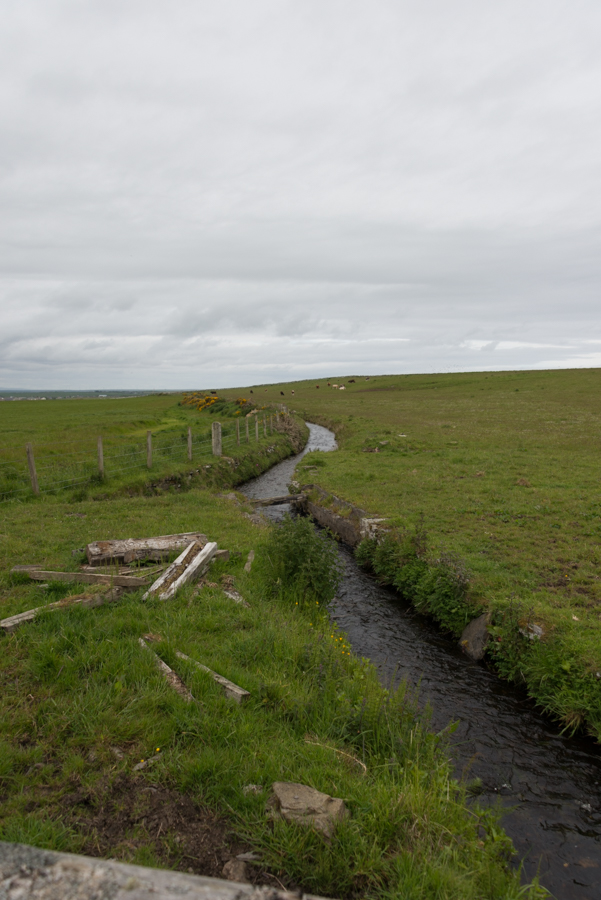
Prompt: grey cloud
<box><xmin>1</xmin><ymin>1</ymin><xmax>600</xmax><ymax>388</ymax></box>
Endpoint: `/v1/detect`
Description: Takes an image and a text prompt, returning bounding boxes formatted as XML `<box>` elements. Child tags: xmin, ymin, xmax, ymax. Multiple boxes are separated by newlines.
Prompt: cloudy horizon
<box><xmin>2</xmin><ymin>1</ymin><xmax>601</xmax><ymax>390</ymax></box>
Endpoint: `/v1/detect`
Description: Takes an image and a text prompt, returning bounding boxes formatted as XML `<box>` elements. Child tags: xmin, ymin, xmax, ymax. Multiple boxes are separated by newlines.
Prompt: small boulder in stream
<box><xmin>266</xmin><ymin>782</ymin><xmax>348</xmax><ymax>838</ymax></box>
<box><xmin>459</xmin><ymin>613</ymin><xmax>490</xmax><ymax>661</ymax></box>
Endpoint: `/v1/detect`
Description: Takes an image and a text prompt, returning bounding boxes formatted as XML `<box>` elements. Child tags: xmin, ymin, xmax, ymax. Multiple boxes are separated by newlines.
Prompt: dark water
<box><xmin>240</xmin><ymin>424</ymin><xmax>601</xmax><ymax>899</ymax></box>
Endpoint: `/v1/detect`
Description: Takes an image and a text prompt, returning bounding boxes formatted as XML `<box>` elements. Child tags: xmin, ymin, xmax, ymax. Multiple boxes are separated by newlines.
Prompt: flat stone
<box><xmin>267</xmin><ymin>782</ymin><xmax>348</xmax><ymax>839</ymax></box>
<box><xmin>459</xmin><ymin>613</ymin><xmax>490</xmax><ymax>661</ymax></box>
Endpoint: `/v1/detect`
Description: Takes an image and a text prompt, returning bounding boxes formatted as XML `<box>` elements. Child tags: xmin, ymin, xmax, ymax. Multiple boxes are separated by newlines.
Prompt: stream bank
<box><xmin>241</xmin><ymin>423</ymin><xmax>601</xmax><ymax>900</ymax></box>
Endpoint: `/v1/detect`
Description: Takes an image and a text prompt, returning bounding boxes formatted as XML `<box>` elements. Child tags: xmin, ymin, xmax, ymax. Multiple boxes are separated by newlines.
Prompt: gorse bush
<box><xmin>259</xmin><ymin>514</ymin><xmax>343</xmax><ymax>607</ymax></box>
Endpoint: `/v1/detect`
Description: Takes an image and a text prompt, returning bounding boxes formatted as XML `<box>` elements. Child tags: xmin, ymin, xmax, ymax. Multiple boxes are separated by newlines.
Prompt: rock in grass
<box><xmin>266</xmin><ymin>782</ymin><xmax>348</xmax><ymax>839</ymax></box>
<box><xmin>459</xmin><ymin>613</ymin><xmax>490</xmax><ymax>660</ymax></box>
<box><xmin>222</xmin><ymin>859</ymin><xmax>249</xmax><ymax>883</ymax></box>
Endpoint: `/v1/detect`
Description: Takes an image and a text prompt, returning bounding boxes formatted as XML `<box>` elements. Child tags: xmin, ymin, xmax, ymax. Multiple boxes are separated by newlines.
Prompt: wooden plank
<box><xmin>1</xmin><ymin>590</ymin><xmax>121</xmax><ymax>633</ymax></box>
<box><xmin>139</xmin><ymin>638</ymin><xmax>194</xmax><ymax>701</ymax></box>
<box><xmin>142</xmin><ymin>541</ymin><xmax>218</xmax><ymax>600</ymax></box>
<box><xmin>12</xmin><ymin>568</ymin><xmax>149</xmax><ymax>588</ymax></box>
<box><xmin>86</xmin><ymin>532</ymin><xmax>208</xmax><ymax>566</ymax></box>
<box><xmin>250</xmin><ymin>494</ymin><xmax>299</xmax><ymax>507</ymax></box>
<box><xmin>175</xmin><ymin>651</ymin><xmax>250</xmax><ymax>703</ymax></box>
<box><xmin>223</xmin><ymin>589</ymin><xmax>250</xmax><ymax>608</ymax></box>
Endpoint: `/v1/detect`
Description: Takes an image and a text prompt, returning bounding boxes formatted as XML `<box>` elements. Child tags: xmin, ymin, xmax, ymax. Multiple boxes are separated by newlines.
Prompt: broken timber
<box><xmin>223</xmin><ymin>589</ymin><xmax>250</xmax><ymax>608</ymax></box>
<box><xmin>1</xmin><ymin>590</ymin><xmax>121</xmax><ymax>634</ymax></box>
<box><xmin>139</xmin><ymin>638</ymin><xmax>194</xmax><ymax>702</ymax></box>
<box><xmin>142</xmin><ymin>541</ymin><xmax>218</xmax><ymax>600</ymax></box>
<box><xmin>11</xmin><ymin>567</ymin><xmax>149</xmax><ymax>589</ymax></box>
<box><xmin>86</xmin><ymin>532</ymin><xmax>208</xmax><ymax>566</ymax></box>
<box><xmin>175</xmin><ymin>651</ymin><xmax>250</xmax><ymax>703</ymax></box>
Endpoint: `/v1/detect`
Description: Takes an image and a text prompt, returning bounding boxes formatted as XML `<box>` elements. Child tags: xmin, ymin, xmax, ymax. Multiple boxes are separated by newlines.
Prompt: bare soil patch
<box><xmin>61</xmin><ymin>774</ymin><xmax>279</xmax><ymax>888</ymax></box>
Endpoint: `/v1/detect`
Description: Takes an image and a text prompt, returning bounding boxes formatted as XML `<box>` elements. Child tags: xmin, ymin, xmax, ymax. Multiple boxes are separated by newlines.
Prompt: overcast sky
<box><xmin>1</xmin><ymin>0</ymin><xmax>600</xmax><ymax>389</ymax></box>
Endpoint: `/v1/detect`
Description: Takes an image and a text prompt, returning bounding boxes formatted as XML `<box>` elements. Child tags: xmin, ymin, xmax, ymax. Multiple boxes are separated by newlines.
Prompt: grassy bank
<box><xmin>215</xmin><ymin>369</ymin><xmax>601</xmax><ymax>740</ymax></box>
<box><xmin>0</xmin><ymin>482</ymin><xmax>545</xmax><ymax>898</ymax></box>
<box><xmin>0</xmin><ymin>392</ymin><xmax>304</xmax><ymax>502</ymax></box>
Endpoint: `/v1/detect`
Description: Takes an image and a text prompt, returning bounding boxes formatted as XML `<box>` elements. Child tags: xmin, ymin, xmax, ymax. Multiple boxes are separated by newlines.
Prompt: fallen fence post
<box><xmin>147</xmin><ymin>431</ymin><xmax>152</xmax><ymax>469</ymax></box>
<box><xmin>187</xmin><ymin>427</ymin><xmax>192</xmax><ymax>461</ymax></box>
<box><xmin>97</xmin><ymin>436</ymin><xmax>104</xmax><ymax>479</ymax></box>
<box><xmin>212</xmin><ymin>421</ymin><xmax>222</xmax><ymax>456</ymax></box>
<box><xmin>175</xmin><ymin>651</ymin><xmax>250</xmax><ymax>703</ymax></box>
<box><xmin>245</xmin><ymin>417</ymin><xmax>250</xmax><ymax>443</ymax></box>
<box><xmin>12</xmin><ymin>566</ymin><xmax>149</xmax><ymax>589</ymax></box>
<box><xmin>139</xmin><ymin>638</ymin><xmax>194</xmax><ymax>701</ymax></box>
<box><xmin>86</xmin><ymin>532</ymin><xmax>208</xmax><ymax>566</ymax></box>
<box><xmin>1</xmin><ymin>589</ymin><xmax>121</xmax><ymax>633</ymax></box>
<box><xmin>25</xmin><ymin>443</ymin><xmax>39</xmax><ymax>496</ymax></box>
<box><xmin>223</xmin><ymin>588</ymin><xmax>250</xmax><ymax>608</ymax></box>
<box><xmin>142</xmin><ymin>541</ymin><xmax>218</xmax><ymax>600</ymax></box>
<box><xmin>236</xmin><ymin>419</ymin><xmax>240</xmax><ymax>445</ymax></box>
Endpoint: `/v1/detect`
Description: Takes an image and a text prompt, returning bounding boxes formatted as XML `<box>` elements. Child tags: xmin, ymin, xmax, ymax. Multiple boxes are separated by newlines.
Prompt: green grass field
<box><xmin>215</xmin><ymin>368</ymin><xmax>601</xmax><ymax>739</ymax></box>
<box><xmin>0</xmin><ymin>395</ymin><xmax>544</xmax><ymax>897</ymax></box>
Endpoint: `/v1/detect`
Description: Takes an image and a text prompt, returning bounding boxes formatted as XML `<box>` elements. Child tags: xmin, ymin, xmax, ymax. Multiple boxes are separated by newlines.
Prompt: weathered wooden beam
<box><xmin>243</xmin><ymin>550</ymin><xmax>255</xmax><ymax>573</ymax></box>
<box><xmin>175</xmin><ymin>651</ymin><xmax>250</xmax><ymax>703</ymax></box>
<box><xmin>223</xmin><ymin>589</ymin><xmax>250</xmax><ymax>608</ymax></box>
<box><xmin>11</xmin><ymin>568</ymin><xmax>149</xmax><ymax>588</ymax></box>
<box><xmin>250</xmin><ymin>494</ymin><xmax>302</xmax><ymax>507</ymax></box>
<box><xmin>86</xmin><ymin>532</ymin><xmax>207</xmax><ymax>566</ymax></box>
<box><xmin>142</xmin><ymin>541</ymin><xmax>218</xmax><ymax>600</ymax></box>
<box><xmin>1</xmin><ymin>590</ymin><xmax>121</xmax><ymax>634</ymax></box>
<box><xmin>139</xmin><ymin>638</ymin><xmax>194</xmax><ymax>702</ymax></box>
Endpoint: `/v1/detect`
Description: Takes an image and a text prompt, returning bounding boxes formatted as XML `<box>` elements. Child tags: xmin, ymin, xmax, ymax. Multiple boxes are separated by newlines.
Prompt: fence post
<box><xmin>147</xmin><ymin>431</ymin><xmax>152</xmax><ymax>469</ymax></box>
<box><xmin>263</xmin><ymin>414</ymin><xmax>267</xmax><ymax>437</ymax></box>
<box><xmin>187</xmin><ymin>427</ymin><xmax>192</xmax><ymax>461</ymax></box>
<box><xmin>212</xmin><ymin>421</ymin><xmax>222</xmax><ymax>456</ymax></box>
<box><xmin>26</xmin><ymin>443</ymin><xmax>39</xmax><ymax>496</ymax></box>
<box><xmin>270</xmin><ymin>415</ymin><xmax>273</xmax><ymax>433</ymax></box>
<box><xmin>97</xmin><ymin>436</ymin><xmax>104</xmax><ymax>479</ymax></box>
<box><xmin>255</xmin><ymin>416</ymin><xmax>259</xmax><ymax>442</ymax></box>
<box><xmin>236</xmin><ymin>419</ymin><xmax>240</xmax><ymax>445</ymax></box>
<box><xmin>245</xmin><ymin>418</ymin><xmax>249</xmax><ymax>443</ymax></box>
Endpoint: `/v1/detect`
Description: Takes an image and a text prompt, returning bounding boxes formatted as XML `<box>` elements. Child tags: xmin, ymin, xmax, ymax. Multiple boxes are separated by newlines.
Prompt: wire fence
<box><xmin>0</xmin><ymin>414</ymin><xmax>281</xmax><ymax>502</ymax></box>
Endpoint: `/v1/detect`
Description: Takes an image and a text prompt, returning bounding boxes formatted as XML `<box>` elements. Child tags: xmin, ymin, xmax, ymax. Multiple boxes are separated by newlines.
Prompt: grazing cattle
<box><xmin>315</xmin><ymin>385</ymin><xmax>320</xmax><ymax>389</ymax></box>
<box><xmin>339</xmin><ymin>386</ymin><xmax>346</xmax><ymax>390</ymax></box>
<box><xmin>348</xmin><ymin>379</ymin><xmax>355</xmax><ymax>383</ymax></box>
<box><xmin>327</xmin><ymin>382</ymin><xmax>331</xmax><ymax>386</ymax></box>
<box><xmin>332</xmin><ymin>384</ymin><xmax>338</xmax><ymax>388</ymax></box>
<box><xmin>291</xmin><ymin>390</ymin><xmax>295</xmax><ymax>395</ymax></box>
<box><xmin>210</xmin><ymin>390</ymin><xmax>217</xmax><ymax>394</ymax></box>
<box><xmin>280</xmin><ymin>391</ymin><xmax>284</xmax><ymax>396</ymax></box>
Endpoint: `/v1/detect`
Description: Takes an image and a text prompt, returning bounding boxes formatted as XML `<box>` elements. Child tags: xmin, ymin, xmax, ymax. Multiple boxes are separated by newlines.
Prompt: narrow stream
<box><xmin>241</xmin><ymin>423</ymin><xmax>601</xmax><ymax>899</ymax></box>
